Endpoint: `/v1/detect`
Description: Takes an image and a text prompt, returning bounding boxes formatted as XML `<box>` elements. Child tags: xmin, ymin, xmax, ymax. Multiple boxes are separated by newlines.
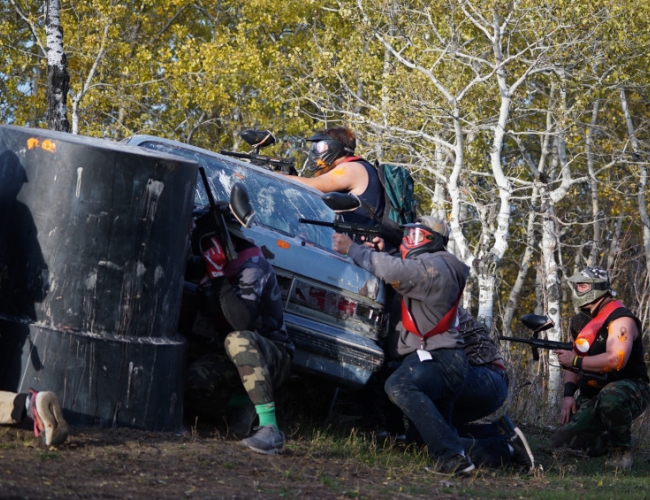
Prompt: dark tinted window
<box><xmin>137</xmin><ymin>141</ymin><xmax>335</xmax><ymax>249</ymax></box>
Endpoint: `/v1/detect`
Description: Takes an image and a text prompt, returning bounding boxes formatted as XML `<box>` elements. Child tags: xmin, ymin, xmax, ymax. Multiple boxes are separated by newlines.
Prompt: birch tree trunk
<box><xmin>619</xmin><ymin>86</ymin><xmax>650</xmax><ymax>276</ymax></box>
<box><xmin>45</xmin><ymin>0</ymin><xmax>70</xmax><ymax>132</ymax></box>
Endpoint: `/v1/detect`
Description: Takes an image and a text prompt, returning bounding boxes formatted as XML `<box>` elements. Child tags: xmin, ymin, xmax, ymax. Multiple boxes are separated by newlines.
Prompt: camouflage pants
<box><xmin>185</xmin><ymin>330</ymin><xmax>291</xmax><ymax>421</ymax></box>
<box><xmin>553</xmin><ymin>378</ymin><xmax>650</xmax><ymax>451</ymax></box>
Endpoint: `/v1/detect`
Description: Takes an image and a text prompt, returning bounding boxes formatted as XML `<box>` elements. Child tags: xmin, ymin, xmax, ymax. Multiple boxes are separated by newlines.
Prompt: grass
<box><xmin>273</xmin><ymin>373</ymin><xmax>650</xmax><ymax>500</ymax></box>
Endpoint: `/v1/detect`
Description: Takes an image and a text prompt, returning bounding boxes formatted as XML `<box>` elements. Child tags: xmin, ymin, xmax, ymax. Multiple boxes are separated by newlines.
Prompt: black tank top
<box><xmin>577</xmin><ymin>306</ymin><xmax>649</xmax><ymax>398</ymax></box>
<box><xmin>340</xmin><ymin>159</ymin><xmax>384</xmax><ymax>226</ymax></box>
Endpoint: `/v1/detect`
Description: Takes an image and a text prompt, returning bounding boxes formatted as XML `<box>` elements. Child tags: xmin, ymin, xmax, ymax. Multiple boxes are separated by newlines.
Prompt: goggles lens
<box><xmin>403</xmin><ymin>226</ymin><xmax>434</xmax><ymax>247</ymax></box>
<box><xmin>574</xmin><ymin>282</ymin><xmax>592</xmax><ymax>295</ymax></box>
<box><xmin>311</xmin><ymin>141</ymin><xmax>330</xmax><ymax>154</ymax></box>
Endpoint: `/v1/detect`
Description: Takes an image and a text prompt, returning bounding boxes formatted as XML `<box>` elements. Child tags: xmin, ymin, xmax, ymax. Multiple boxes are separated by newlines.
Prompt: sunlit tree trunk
<box><xmin>45</xmin><ymin>0</ymin><xmax>70</xmax><ymax>132</ymax></box>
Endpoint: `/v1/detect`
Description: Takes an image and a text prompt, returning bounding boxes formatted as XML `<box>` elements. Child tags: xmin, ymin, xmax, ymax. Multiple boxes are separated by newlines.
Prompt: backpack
<box><xmin>374</xmin><ymin>160</ymin><xmax>417</xmax><ymax>240</ymax></box>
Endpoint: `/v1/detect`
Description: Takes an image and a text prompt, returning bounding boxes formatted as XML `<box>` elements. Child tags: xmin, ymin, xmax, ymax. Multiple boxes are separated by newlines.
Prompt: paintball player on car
<box><xmin>183</xmin><ymin>183</ymin><xmax>294</xmax><ymax>455</ymax></box>
<box><xmin>284</xmin><ymin>126</ymin><xmax>385</xmax><ymax>229</ymax></box>
<box><xmin>553</xmin><ymin>266</ymin><xmax>650</xmax><ymax>471</ymax></box>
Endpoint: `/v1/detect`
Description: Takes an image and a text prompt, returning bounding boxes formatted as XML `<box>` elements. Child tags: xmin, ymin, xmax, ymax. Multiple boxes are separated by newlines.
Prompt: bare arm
<box><xmin>559</xmin><ymin>370</ymin><xmax>579</xmax><ymax>424</ymax></box>
<box><xmin>584</xmin><ymin>316</ymin><xmax>637</xmax><ymax>373</ymax></box>
<box><xmin>287</xmin><ymin>162</ymin><xmax>369</xmax><ymax>195</ymax></box>
<box><xmin>555</xmin><ymin>316</ymin><xmax>637</xmax><ymax>374</ymax></box>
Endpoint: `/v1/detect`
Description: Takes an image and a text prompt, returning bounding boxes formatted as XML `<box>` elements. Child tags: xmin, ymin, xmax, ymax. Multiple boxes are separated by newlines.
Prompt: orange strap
<box><xmin>574</xmin><ymin>300</ymin><xmax>624</xmax><ymax>355</ymax></box>
<box><xmin>402</xmin><ymin>289</ymin><xmax>463</xmax><ymax>339</ymax></box>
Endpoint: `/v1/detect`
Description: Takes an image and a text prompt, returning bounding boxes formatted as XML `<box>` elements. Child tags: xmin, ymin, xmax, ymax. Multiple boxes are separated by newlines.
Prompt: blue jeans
<box><xmin>454</xmin><ymin>364</ymin><xmax>512</xmax><ymax>467</ymax></box>
<box><xmin>385</xmin><ymin>348</ymin><xmax>468</xmax><ymax>459</ymax></box>
<box><xmin>453</xmin><ymin>364</ymin><xmax>508</xmax><ymax>426</ymax></box>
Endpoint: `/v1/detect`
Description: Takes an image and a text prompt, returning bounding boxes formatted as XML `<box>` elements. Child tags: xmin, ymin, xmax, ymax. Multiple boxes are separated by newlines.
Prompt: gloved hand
<box><xmin>202</xmin><ymin>236</ymin><xmax>227</xmax><ymax>279</ymax></box>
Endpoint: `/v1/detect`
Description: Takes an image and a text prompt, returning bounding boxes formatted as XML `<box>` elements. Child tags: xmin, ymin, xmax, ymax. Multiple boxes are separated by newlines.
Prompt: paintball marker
<box><xmin>299</xmin><ymin>192</ymin><xmax>389</xmax><ymax>245</ymax></box>
<box><xmin>197</xmin><ymin>166</ymin><xmax>237</xmax><ymax>261</ymax></box>
<box><xmin>499</xmin><ymin>314</ymin><xmax>570</xmax><ymax>361</ymax></box>
<box><xmin>196</xmin><ymin>168</ymin><xmax>256</xmax><ymax>262</ymax></box>
<box><xmin>220</xmin><ymin>129</ymin><xmax>297</xmax><ymax>174</ymax></box>
<box><xmin>499</xmin><ymin>314</ymin><xmax>607</xmax><ymax>382</ymax></box>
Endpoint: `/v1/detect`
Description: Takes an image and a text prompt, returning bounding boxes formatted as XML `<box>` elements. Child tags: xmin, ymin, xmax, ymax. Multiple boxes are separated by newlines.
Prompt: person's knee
<box><xmin>384</xmin><ymin>375</ymin><xmax>412</xmax><ymax>407</ymax></box>
<box><xmin>224</xmin><ymin>330</ymin><xmax>257</xmax><ymax>361</ymax></box>
<box><xmin>597</xmin><ymin>386</ymin><xmax>629</xmax><ymax>417</ymax></box>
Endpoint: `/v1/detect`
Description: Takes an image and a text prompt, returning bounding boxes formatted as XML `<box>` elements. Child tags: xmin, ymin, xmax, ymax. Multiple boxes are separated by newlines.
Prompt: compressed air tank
<box><xmin>0</xmin><ymin>124</ymin><xmax>197</xmax><ymax>431</ymax></box>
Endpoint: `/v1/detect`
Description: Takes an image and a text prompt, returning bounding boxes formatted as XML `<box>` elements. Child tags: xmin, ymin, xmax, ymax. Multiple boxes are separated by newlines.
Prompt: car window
<box><xmin>136</xmin><ymin>140</ymin><xmax>336</xmax><ymax>249</ymax></box>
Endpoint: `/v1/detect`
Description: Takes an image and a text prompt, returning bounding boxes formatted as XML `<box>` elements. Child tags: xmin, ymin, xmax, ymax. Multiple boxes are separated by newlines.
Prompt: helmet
<box><xmin>400</xmin><ymin>216</ymin><xmax>449</xmax><ymax>259</ymax></box>
<box><xmin>567</xmin><ymin>266</ymin><xmax>612</xmax><ymax>309</ymax></box>
<box><xmin>305</xmin><ymin>132</ymin><xmax>354</xmax><ymax>174</ymax></box>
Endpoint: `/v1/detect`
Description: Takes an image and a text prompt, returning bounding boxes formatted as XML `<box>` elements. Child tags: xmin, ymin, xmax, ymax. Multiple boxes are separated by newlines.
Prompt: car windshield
<box><xmin>136</xmin><ymin>140</ymin><xmax>336</xmax><ymax>249</ymax></box>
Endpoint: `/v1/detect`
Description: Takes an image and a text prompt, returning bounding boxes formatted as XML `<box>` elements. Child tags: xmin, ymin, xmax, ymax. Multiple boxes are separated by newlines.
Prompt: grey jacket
<box><xmin>347</xmin><ymin>243</ymin><xmax>469</xmax><ymax>358</ymax></box>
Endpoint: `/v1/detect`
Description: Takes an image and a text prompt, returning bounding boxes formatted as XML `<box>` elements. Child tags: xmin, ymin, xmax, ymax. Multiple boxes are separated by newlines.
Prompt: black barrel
<box><xmin>0</xmin><ymin>125</ymin><xmax>197</xmax><ymax>431</ymax></box>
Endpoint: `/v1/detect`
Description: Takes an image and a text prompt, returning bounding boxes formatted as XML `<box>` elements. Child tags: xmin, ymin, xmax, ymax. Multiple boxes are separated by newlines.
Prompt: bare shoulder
<box><xmin>331</xmin><ymin>160</ymin><xmax>368</xmax><ymax>175</ymax></box>
<box><xmin>609</xmin><ymin>315</ymin><xmax>638</xmax><ymax>341</ymax></box>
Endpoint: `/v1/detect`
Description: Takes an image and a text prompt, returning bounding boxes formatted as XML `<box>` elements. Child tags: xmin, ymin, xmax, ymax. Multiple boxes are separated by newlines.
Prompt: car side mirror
<box><xmin>321</xmin><ymin>192</ymin><xmax>361</xmax><ymax>213</ymax></box>
<box><xmin>229</xmin><ymin>182</ymin><xmax>256</xmax><ymax>228</ymax></box>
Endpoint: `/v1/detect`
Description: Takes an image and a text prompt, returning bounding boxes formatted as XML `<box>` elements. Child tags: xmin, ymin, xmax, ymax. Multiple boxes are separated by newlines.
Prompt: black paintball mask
<box><xmin>305</xmin><ymin>132</ymin><xmax>354</xmax><ymax>174</ymax></box>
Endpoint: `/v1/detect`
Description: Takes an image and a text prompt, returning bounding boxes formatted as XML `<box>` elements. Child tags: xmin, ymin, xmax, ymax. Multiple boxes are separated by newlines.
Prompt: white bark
<box><xmin>45</xmin><ymin>0</ymin><xmax>70</xmax><ymax>132</ymax></box>
<box><xmin>619</xmin><ymin>86</ymin><xmax>650</xmax><ymax>276</ymax></box>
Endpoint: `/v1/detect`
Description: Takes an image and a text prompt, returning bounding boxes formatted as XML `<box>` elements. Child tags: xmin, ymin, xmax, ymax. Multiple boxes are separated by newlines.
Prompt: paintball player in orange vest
<box><xmin>553</xmin><ymin>266</ymin><xmax>650</xmax><ymax>471</ymax></box>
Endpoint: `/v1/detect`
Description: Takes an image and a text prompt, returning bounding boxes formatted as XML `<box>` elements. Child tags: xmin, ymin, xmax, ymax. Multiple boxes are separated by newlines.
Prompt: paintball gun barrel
<box><xmin>298</xmin><ymin>217</ymin><xmax>384</xmax><ymax>241</ymax></box>
<box><xmin>497</xmin><ymin>335</ymin><xmax>573</xmax><ymax>353</ymax></box>
<box><xmin>219</xmin><ymin>150</ymin><xmax>296</xmax><ymax>173</ymax></box>
<box><xmin>299</xmin><ymin>192</ymin><xmax>390</xmax><ymax>246</ymax></box>
<box><xmin>198</xmin><ymin>167</ymin><xmax>238</xmax><ymax>262</ymax></box>
<box><xmin>219</xmin><ymin>129</ymin><xmax>296</xmax><ymax>174</ymax></box>
<box><xmin>499</xmin><ymin>313</ymin><xmax>607</xmax><ymax>382</ymax></box>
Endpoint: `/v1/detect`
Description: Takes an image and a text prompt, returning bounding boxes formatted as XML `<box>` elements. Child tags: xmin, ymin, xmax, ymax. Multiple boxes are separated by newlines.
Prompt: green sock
<box><xmin>227</xmin><ymin>394</ymin><xmax>250</xmax><ymax>407</ymax></box>
<box><xmin>255</xmin><ymin>402</ymin><xmax>278</xmax><ymax>430</ymax></box>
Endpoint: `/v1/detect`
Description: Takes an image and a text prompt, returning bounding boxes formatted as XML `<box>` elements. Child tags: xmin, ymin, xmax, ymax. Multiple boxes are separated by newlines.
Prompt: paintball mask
<box><xmin>400</xmin><ymin>216</ymin><xmax>449</xmax><ymax>259</ymax></box>
<box><xmin>305</xmin><ymin>132</ymin><xmax>354</xmax><ymax>173</ymax></box>
<box><xmin>567</xmin><ymin>266</ymin><xmax>613</xmax><ymax>309</ymax></box>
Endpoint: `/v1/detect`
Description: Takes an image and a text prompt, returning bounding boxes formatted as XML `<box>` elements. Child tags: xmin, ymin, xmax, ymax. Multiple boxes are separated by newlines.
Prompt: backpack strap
<box><xmin>574</xmin><ymin>300</ymin><xmax>625</xmax><ymax>354</ymax></box>
<box><xmin>401</xmin><ymin>289</ymin><xmax>464</xmax><ymax>339</ymax></box>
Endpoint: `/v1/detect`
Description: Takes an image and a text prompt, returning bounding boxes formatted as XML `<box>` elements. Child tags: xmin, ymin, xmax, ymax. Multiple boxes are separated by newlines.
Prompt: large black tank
<box><xmin>0</xmin><ymin>125</ymin><xmax>197</xmax><ymax>431</ymax></box>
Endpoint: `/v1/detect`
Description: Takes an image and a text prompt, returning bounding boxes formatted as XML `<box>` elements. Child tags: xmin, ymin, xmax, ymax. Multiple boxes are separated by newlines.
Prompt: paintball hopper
<box><xmin>240</xmin><ymin>130</ymin><xmax>276</xmax><ymax>153</ymax></box>
<box><xmin>321</xmin><ymin>192</ymin><xmax>362</xmax><ymax>213</ymax></box>
<box><xmin>229</xmin><ymin>182</ymin><xmax>256</xmax><ymax>228</ymax></box>
<box><xmin>520</xmin><ymin>314</ymin><xmax>554</xmax><ymax>334</ymax></box>
<box><xmin>520</xmin><ymin>314</ymin><xmax>555</xmax><ymax>361</ymax></box>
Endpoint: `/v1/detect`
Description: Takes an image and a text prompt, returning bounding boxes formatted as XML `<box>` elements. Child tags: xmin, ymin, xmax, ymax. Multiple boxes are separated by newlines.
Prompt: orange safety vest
<box><xmin>401</xmin><ymin>289</ymin><xmax>464</xmax><ymax>339</ymax></box>
<box><xmin>574</xmin><ymin>300</ymin><xmax>624</xmax><ymax>355</ymax></box>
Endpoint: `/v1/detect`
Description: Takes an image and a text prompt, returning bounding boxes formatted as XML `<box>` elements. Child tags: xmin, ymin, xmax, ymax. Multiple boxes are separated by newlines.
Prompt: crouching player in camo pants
<box><xmin>184</xmin><ymin>208</ymin><xmax>294</xmax><ymax>455</ymax></box>
<box><xmin>0</xmin><ymin>389</ymin><xmax>68</xmax><ymax>446</ymax></box>
<box><xmin>553</xmin><ymin>266</ymin><xmax>650</xmax><ymax>471</ymax></box>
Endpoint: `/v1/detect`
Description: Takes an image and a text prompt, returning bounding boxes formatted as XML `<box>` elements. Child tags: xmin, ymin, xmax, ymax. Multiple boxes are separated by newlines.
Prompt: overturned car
<box><xmin>122</xmin><ymin>135</ymin><xmax>388</xmax><ymax>390</ymax></box>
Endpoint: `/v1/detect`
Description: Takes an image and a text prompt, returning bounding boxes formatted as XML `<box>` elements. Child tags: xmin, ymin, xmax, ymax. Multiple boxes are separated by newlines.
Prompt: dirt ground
<box><xmin>3</xmin><ymin>374</ymin><xmax>637</xmax><ymax>500</ymax></box>
<box><xmin>1</xmin><ymin>411</ymin><xmax>647</xmax><ymax>500</ymax></box>
<box><xmin>0</xmin><ymin>423</ymin><xmax>481</xmax><ymax>500</ymax></box>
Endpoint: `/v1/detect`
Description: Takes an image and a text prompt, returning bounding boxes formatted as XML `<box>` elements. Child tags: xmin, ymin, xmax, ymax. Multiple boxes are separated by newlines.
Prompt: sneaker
<box><xmin>510</xmin><ymin>427</ymin><xmax>535</xmax><ymax>470</ymax></box>
<box><xmin>426</xmin><ymin>454</ymin><xmax>475</xmax><ymax>476</ymax></box>
<box><xmin>605</xmin><ymin>447</ymin><xmax>633</xmax><ymax>471</ymax></box>
<box><xmin>227</xmin><ymin>402</ymin><xmax>257</xmax><ymax>438</ymax></box>
<box><xmin>496</xmin><ymin>415</ymin><xmax>516</xmax><ymax>439</ymax></box>
<box><xmin>239</xmin><ymin>425</ymin><xmax>284</xmax><ymax>455</ymax></box>
<box><xmin>29</xmin><ymin>389</ymin><xmax>69</xmax><ymax>446</ymax></box>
